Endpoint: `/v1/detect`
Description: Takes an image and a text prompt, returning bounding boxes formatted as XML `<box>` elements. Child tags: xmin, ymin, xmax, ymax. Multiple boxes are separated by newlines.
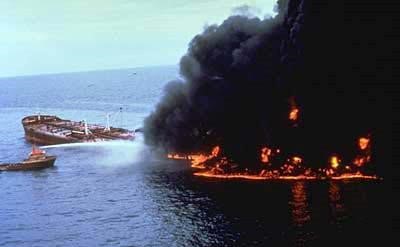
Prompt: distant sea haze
<box><xmin>0</xmin><ymin>65</ymin><xmax>178</xmax><ymax>112</ymax></box>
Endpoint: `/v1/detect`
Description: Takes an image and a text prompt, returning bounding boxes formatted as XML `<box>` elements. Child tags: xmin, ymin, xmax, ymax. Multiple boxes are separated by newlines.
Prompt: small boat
<box><xmin>0</xmin><ymin>146</ymin><xmax>56</xmax><ymax>171</ymax></box>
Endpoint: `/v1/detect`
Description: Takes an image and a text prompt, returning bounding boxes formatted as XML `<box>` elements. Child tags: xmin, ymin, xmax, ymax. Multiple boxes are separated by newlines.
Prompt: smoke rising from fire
<box><xmin>144</xmin><ymin>0</ymin><xmax>390</xmax><ymax>172</ymax></box>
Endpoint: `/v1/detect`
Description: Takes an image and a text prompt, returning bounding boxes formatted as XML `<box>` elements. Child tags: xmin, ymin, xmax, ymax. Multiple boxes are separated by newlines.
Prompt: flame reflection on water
<box><xmin>290</xmin><ymin>182</ymin><xmax>310</xmax><ymax>227</ymax></box>
<box><xmin>329</xmin><ymin>182</ymin><xmax>346</xmax><ymax>223</ymax></box>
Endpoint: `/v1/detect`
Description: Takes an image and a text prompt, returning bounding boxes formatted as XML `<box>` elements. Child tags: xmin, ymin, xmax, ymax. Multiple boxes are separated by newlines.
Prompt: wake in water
<box><xmin>41</xmin><ymin>137</ymin><xmax>150</xmax><ymax>167</ymax></box>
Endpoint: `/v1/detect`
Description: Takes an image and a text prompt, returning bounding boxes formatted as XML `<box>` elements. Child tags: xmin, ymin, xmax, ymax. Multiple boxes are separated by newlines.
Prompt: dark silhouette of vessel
<box><xmin>0</xmin><ymin>146</ymin><xmax>56</xmax><ymax>171</ymax></box>
<box><xmin>22</xmin><ymin>114</ymin><xmax>135</xmax><ymax>145</ymax></box>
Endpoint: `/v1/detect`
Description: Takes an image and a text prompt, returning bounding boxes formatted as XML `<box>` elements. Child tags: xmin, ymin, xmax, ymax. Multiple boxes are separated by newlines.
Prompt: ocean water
<box><xmin>0</xmin><ymin>66</ymin><xmax>387</xmax><ymax>246</ymax></box>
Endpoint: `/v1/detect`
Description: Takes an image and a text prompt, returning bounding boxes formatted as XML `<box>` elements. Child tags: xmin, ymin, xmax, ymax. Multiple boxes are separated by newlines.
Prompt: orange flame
<box><xmin>167</xmin><ymin>138</ymin><xmax>380</xmax><ymax>181</ymax></box>
<box><xmin>261</xmin><ymin>147</ymin><xmax>272</xmax><ymax>163</ymax></box>
<box><xmin>168</xmin><ymin>146</ymin><xmax>222</xmax><ymax>169</ymax></box>
<box><xmin>289</xmin><ymin>108</ymin><xmax>299</xmax><ymax>121</ymax></box>
<box><xmin>194</xmin><ymin>171</ymin><xmax>268</xmax><ymax>180</ymax></box>
<box><xmin>352</xmin><ymin>136</ymin><xmax>371</xmax><ymax>167</ymax></box>
<box><xmin>331</xmin><ymin>172</ymin><xmax>378</xmax><ymax>180</ymax></box>
<box><xmin>194</xmin><ymin>171</ymin><xmax>378</xmax><ymax>180</ymax></box>
<box><xmin>353</xmin><ymin>155</ymin><xmax>371</xmax><ymax>167</ymax></box>
<box><xmin>288</xmin><ymin>96</ymin><xmax>299</xmax><ymax>121</ymax></box>
<box><xmin>330</xmin><ymin>156</ymin><xmax>340</xmax><ymax>169</ymax></box>
<box><xmin>211</xmin><ymin>146</ymin><xmax>220</xmax><ymax>157</ymax></box>
<box><xmin>358</xmin><ymin>137</ymin><xmax>370</xmax><ymax>150</ymax></box>
<box><xmin>189</xmin><ymin>154</ymin><xmax>209</xmax><ymax>168</ymax></box>
<box><xmin>292</xmin><ymin>156</ymin><xmax>302</xmax><ymax>165</ymax></box>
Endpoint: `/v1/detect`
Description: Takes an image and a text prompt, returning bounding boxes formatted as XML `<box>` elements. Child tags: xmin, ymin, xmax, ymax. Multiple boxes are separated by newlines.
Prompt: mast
<box><xmin>83</xmin><ymin>119</ymin><xmax>90</xmax><ymax>135</ymax></box>
<box><xmin>104</xmin><ymin>113</ymin><xmax>111</xmax><ymax>132</ymax></box>
<box><xmin>119</xmin><ymin>107</ymin><xmax>123</xmax><ymax>128</ymax></box>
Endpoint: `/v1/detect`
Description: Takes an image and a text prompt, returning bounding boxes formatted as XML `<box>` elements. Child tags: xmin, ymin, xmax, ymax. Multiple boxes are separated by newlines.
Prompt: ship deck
<box><xmin>22</xmin><ymin>115</ymin><xmax>135</xmax><ymax>143</ymax></box>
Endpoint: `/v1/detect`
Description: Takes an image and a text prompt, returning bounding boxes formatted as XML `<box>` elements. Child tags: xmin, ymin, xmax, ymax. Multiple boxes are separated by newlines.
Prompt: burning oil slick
<box><xmin>167</xmin><ymin>142</ymin><xmax>379</xmax><ymax>180</ymax></box>
<box><xmin>144</xmin><ymin>0</ymin><xmax>391</xmax><ymax>178</ymax></box>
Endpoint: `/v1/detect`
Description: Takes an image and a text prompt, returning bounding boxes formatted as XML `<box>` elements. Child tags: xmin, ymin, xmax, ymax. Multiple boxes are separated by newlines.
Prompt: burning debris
<box><xmin>144</xmin><ymin>0</ymin><xmax>388</xmax><ymax>179</ymax></box>
<box><xmin>358</xmin><ymin>137</ymin><xmax>370</xmax><ymax>150</ymax></box>
<box><xmin>330</xmin><ymin>156</ymin><xmax>340</xmax><ymax>169</ymax></box>
<box><xmin>168</xmin><ymin>141</ymin><xmax>379</xmax><ymax>180</ymax></box>
<box><xmin>288</xmin><ymin>97</ymin><xmax>299</xmax><ymax>124</ymax></box>
<box><xmin>260</xmin><ymin>147</ymin><xmax>272</xmax><ymax>163</ymax></box>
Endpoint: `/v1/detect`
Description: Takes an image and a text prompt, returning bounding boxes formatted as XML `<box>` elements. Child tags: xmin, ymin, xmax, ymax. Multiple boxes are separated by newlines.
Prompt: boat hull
<box><xmin>0</xmin><ymin>156</ymin><xmax>56</xmax><ymax>171</ymax></box>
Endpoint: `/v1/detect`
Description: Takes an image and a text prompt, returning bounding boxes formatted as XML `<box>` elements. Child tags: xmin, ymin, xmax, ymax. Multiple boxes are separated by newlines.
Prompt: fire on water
<box><xmin>165</xmin><ymin>101</ymin><xmax>379</xmax><ymax>181</ymax></box>
<box><xmin>167</xmin><ymin>135</ymin><xmax>382</xmax><ymax>181</ymax></box>
<box><xmin>193</xmin><ymin>171</ymin><xmax>380</xmax><ymax>181</ymax></box>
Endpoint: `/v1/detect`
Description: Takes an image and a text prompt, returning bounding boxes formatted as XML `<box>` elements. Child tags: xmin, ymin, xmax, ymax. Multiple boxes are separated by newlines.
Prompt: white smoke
<box><xmin>231</xmin><ymin>1</ymin><xmax>278</xmax><ymax>19</ymax></box>
<box><xmin>41</xmin><ymin>136</ymin><xmax>150</xmax><ymax>167</ymax></box>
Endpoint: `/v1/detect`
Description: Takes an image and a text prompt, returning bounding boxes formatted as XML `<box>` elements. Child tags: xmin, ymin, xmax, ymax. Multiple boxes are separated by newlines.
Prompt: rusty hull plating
<box><xmin>22</xmin><ymin>114</ymin><xmax>135</xmax><ymax>145</ymax></box>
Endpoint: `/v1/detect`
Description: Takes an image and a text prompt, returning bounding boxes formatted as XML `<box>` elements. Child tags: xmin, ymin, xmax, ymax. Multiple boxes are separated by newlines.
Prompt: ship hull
<box><xmin>0</xmin><ymin>156</ymin><xmax>56</xmax><ymax>171</ymax></box>
<box><xmin>22</xmin><ymin>115</ymin><xmax>135</xmax><ymax>145</ymax></box>
<box><xmin>23</xmin><ymin>126</ymin><xmax>79</xmax><ymax>145</ymax></box>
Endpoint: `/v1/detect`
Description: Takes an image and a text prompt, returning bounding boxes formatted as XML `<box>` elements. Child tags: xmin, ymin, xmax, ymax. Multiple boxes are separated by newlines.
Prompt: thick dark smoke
<box><xmin>144</xmin><ymin>0</ymin><xmax>391</xmax><ymax>173</ymax></box>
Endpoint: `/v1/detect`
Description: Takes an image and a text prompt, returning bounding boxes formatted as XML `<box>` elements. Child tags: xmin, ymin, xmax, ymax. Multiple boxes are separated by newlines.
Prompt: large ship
<box><xmin>22</xmin><ymin>114</ymin><xmax>135</xmax><ymax>145</ymax></box>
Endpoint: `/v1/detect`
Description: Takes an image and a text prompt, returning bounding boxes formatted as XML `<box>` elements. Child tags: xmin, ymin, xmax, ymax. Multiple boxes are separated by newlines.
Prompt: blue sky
<box><xmin>0</xmin><ymin>0</ymin><xmax>276</xmax><ymax>77</ymax></box>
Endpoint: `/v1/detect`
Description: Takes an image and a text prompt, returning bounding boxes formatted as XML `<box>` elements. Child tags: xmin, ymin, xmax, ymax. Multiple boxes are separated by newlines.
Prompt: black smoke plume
<box><xmin>144</xmin><ymin>0</ymin><xmax>391</xmax><ymax>173</ymax></box>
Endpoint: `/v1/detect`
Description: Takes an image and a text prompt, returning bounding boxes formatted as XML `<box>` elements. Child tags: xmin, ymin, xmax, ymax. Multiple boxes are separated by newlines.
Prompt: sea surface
<box><xmin>0</xmin><ymin>66</ymin><xmax>387</xmax><ymax>246</ymax></box>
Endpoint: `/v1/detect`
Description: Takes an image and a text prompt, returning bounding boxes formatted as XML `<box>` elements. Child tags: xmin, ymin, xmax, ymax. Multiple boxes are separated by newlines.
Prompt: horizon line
<box><xmin>0</xmin><ymin>63</ymin><xmax>178</xmax><ymax>79</ymax></box>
